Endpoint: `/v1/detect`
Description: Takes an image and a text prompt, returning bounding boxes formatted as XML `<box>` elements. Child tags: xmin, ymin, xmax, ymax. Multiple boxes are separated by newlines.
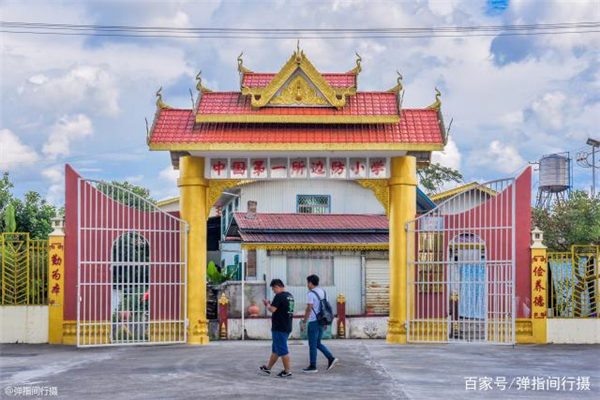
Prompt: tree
<box><xmin>532</xmin><ymin>191</ymin><xmax>600</xmax><ymax>251</ymax></box>
<box><xmin>12</xmin><ymin>191</ymin><xmax>57</xmax><ymax>239</ymax></box>
<box><xmin>0</xmin><ymin>172</ymin><xmax>58</xmax><ymax>239</ymax></box>
<box><xmin>418</xmin><ymin>163</ymin><xmax>463</xmax><ymax>195</ymax></box>
<box><xmin>97</xmin><ymin>180</ymin><xmax>155</xmax><ymax>209</ymax></box>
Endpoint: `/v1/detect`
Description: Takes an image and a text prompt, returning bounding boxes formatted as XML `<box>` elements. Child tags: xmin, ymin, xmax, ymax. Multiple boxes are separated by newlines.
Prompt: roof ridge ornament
<box><xmin>237</xmin><ymin>51</ymin><xmax>252</xmax><ymax>74</ymax></box>
<box><xmin>196</xmin><ymin>71</ymin><xmax>212</xmax><ymax>93</ymax></box>
<box><xmin>155</xmin><ymin>87</ymin><xmax>171</xmax><ymax>109</ymax></box>
<box><xmin>348</xmin><ymin>52</ymin><xmax>362</xmax><ymax>75</ymax></box>
<box><xmin>294</xmin><ymin>40</ymin><xmax>303</xmax><ymax>64</ymax></box>
<box><xmin>427</xmin><ymin>87</ymin><xmax>442</xmax><ymax>110</ymax></box>
<box><xmin>387</xmin><ymin>71</ymin><xmax>403</xmax><ymax>93</ymax></box>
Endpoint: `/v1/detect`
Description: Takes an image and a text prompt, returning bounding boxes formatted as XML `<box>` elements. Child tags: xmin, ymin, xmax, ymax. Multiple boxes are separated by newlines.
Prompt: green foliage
<box><xmin>2</xmin><ymin>203</ymin><xmax>16</xmax><ymax>233</ymax></box>
<box><xmin>0</xmin><ymin>172</ymin><xmax>57</xmax><ymax>239</ymax></box>
<box><xmin>97</xmin><ymin>181</ymin><xmax>155</xmax><ymax>209</ymax></box>
<box><xmin>418</xmin><ymin>163</ymin><xmax>463</xmax><ymax>195</ymax></box>
<box><xmin>207</xmin><ymin>260</ymin><xmax>237</xmax><ymax>285</ymax></box>
<box><xmin>532</xmin><ymin>191</ymin><xmax>600</xmax><ymax>251</ymax></box>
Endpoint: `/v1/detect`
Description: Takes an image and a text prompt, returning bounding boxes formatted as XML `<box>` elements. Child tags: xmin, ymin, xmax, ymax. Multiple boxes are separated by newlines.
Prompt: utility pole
<box><xmin>587</xmin><ymin>138</ymin><xmax>599</xmax><ymax>197</ymax></box>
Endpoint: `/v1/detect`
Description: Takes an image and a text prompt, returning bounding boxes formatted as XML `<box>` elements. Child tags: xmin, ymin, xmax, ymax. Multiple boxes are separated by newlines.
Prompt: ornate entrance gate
<box><xmin>77</xmin><ymin>178</ymin><xmax>188</xmax><ymax>347</ymax></box>
<box><xmin>406</xmin><ymin>178</ymin><xmax>516</xmax><ymax>344</ymax></box>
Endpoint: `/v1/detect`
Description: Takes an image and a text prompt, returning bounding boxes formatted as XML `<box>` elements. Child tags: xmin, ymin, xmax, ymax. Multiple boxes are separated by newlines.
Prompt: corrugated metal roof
<box><xmin>233</xmin><ymin>212</ymin><xmax>388</xmax><ymax>231</ymax></box>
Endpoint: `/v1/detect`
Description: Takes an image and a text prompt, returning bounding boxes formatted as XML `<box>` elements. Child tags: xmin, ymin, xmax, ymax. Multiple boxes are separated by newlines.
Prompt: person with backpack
<box><xmin>300</xmin><ymin>274</ymin><xmax>339</xmax><ymax>373</ymax></box>
<box><xmin>259</xmin><ymin>279</ymin><xmax>295</xmax><ymax>378</ymax></box>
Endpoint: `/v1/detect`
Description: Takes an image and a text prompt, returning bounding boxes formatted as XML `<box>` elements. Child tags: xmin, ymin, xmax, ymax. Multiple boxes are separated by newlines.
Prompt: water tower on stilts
<box><xmin>535</xmin><ymin>152</ymin><xmax>572</xmax><ymax>209</ymax></box>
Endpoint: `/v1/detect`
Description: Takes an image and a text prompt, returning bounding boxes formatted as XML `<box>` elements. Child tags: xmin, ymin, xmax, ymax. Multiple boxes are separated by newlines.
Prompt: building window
<box><xmin>245</xmin><ymin>250</ymin><xmax>257</xmax><ymax>278</ymax></box>
<box><xmin>287</xmin><ymin>256</ymin><xmax>334</xmax><ymax>286</ymax></box>
<box><xmin>297</xmin><ymin>195</ymin><xmax>331</xmax><ymax>214</ymax></box>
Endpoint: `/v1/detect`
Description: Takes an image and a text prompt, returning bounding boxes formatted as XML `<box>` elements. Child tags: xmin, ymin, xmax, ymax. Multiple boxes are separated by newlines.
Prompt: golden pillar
<box><xmin>386</xmin><ymin>156</ymin><xmax>417</xmax><ymax>343</ymax></box>
<box><xmin>178</xmin><ymin>156</ymin><xmax>210</xmax><ymax>344</ymax></box>
<box><xmin>48</xmin><ymin>215</ymin><xmax>65</xmax><ymax>344</ymax></box>
<box><xmin>529</xmin><ymin>227</ymin><xmax>548</xmax><ymax>344</ymax></box>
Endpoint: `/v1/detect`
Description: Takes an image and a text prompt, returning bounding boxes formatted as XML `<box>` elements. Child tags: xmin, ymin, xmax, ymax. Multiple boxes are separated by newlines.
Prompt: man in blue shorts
<box><xmin>260</xmin><ymin>279</ymin><xmax>294</xmax><ymax>378</ymax></box>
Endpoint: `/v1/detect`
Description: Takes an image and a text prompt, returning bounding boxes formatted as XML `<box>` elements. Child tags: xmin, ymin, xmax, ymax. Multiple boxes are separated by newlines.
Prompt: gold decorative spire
<box><xmin>387</xmin><ymin>70</ymin><xmax>403</xmax><ymax>93</ymax></box>
<box><xmin>348</xmin><ymin>52</ymin><xmax>362</xmax><ymax>75</ymax></box>
<box><xmin>427</xmin><ymin>87</ymin><xmax>442</xmax><ymax>110</ymax></box>
<box><xmin>294</xmin><ymin>40</ymin><xmax>304</xmax><ymax>64</ymax></box>
<box><xmin>237</xmin><ymin>51</ymin><xmax>252</xmax><ymax>74</ymax></box>
<box><xmin>218</xmin><ymin>293</ymin><xmax>229</xmax><ymax>306</ymax></box>
<box><xmin>195</xmin><ymin>71</ymin><xmax>211</xmax><ymax>93</ymax></box>
<box><xmin>155</xmin><ymin>87</ymin><xmax>171</xmax><ymax>109</ymax></box>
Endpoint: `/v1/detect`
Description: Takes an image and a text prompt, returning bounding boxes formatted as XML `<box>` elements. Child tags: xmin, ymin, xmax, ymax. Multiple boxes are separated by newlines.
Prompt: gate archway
<box><xmin>406</xmin><ymin>178</ymin><xmax>516</xmax><ymax>344</ymax></box>
<box><xmin>77</xmin><ymin>178</ymin><xmax>188</xmax><ymax>347</ymax></box>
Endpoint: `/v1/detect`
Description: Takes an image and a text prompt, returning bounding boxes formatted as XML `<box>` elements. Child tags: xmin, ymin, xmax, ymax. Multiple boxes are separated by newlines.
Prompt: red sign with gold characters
<box><xmin>531</xmin><ymin>253</ymin><xmax>547</xmax><ymax>319</ymax></box>
<box><xmin>48</xmin><ymin>240</ymin><xmax>64</xmax><ymax>307</ymax></box>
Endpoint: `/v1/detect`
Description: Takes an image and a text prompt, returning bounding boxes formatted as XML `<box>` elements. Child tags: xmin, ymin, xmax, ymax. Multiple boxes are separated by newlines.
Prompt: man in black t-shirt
<box><xmin>259</xmin><ymin>279</ymin><xmax>295</xmax><ymax>378</ymax></box>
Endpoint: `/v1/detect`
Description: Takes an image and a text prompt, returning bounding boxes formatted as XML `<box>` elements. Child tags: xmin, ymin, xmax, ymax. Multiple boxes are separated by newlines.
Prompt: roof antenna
<box><xmin>189</xmin><ymin>88</ymin><xmax>195</xmax><ymax>109</ymax></box>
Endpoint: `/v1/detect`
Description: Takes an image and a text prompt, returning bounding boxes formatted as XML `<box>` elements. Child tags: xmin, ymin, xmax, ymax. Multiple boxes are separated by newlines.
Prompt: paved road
<box><xmin>1</xmin><ymin>340</ymin><xmax>598</xmax><ymax>399</ymax></box>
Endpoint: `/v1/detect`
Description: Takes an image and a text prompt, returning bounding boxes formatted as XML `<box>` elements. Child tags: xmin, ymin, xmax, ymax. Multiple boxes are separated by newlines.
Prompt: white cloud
<box><xmin>432</xmin><ymin>137</ymin><xmax>461</xmax><ymax>171</ymax></box>
<box><xmin>41</xmin><ymin>165</ymin><xmax>64</xmax><ymax>205</ymax></box>
<box><xmin>0</xmin><ymin>129</ymin><xmax>38</xmax><ymax>171</ymax></box>
<box><xmin>530</xmin><ymin>91</ymin><xmax>568</xmax><ymax>131</ymax></box>
<box><xmin>468</xmin><ymin>140</ymin><xmax>526</xmax><ymax>174</ymax></box>
<box><xmin>159</xmin><ymin>166</ymin><xmax>179</xmax><ymax>183</ymax></box>
<box><xmin>42</xmin><ymin>114</ymin><xmax>93</xmax><ymax>160</ymax></box>
<box><xmin>21</xmin><ymin>66</ymin><xmax>120</xmax><ymax>116</ymax></box>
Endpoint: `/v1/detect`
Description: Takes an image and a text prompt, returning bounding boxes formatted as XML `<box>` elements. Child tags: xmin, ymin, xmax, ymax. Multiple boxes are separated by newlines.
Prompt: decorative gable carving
<box><xmin>241</xmin><ymin>49</ymin><xmax>356</xmax><ymax>109</ymax></box>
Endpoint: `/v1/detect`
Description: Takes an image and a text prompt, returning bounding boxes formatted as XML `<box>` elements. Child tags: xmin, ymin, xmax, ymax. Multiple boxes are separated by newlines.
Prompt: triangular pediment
<box><xmin>241</xmin><ymin>50</ymin><xmax>355</xmax><ymax>109</ymax></box>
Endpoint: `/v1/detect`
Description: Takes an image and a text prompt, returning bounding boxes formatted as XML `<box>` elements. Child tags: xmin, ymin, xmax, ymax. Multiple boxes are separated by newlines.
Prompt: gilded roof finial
<box><xmin>196</xmin><ymin>71</ymin><xmax>211</xmax><ymax>93</ymax></box>
<box><xmin>237</xmin><ymin>51</ymin><xmax>252</xmax><ymax>74</ymax></box>
<box><xmin>155</xmin><ymin>87</ymin><xmax>171</xmax><ymax>109</ymax></box>
<box><xmin>428</xmin><ymin>87</ymin><xmax>442</xmax><ymax>110</ymax></box>
<box><xmin>348</xmin><ymin>52</ymin><xmax>362</xmax><ymax>75</ymax></box>
<box><xmin>295</xmin><ymin>39</ymin><xmax>303</xmax><ymax>64</ymax></box>
<box><xmin>387</xmin><ymin>70</ymin><xmax>403</xmax><ymax>93</ymax></box>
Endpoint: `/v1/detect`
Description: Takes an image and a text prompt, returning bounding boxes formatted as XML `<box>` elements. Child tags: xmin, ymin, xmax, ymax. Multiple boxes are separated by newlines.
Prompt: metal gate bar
<box><xmin>406</xmin><ymin>178</ymin><xmax>515</xmax><ymax>344</ymax></box>
<box><xmin>77</xmin><ymin>178</ymin><xmax>187</xmax><ymax>347</ymax></box>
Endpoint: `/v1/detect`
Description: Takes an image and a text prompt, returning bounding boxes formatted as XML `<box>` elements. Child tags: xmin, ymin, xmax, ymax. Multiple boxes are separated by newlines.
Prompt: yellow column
<box><xmin>178</xmin><ymin>156</ymin><xmax>210</xmax><ymax>344</ymax></box>
<box><xmin>387</xmin><ymin>156</ymin><xmax>417</xmax><ymax>343</ymax></box>
<box><xmin>530</xmin><ymin>227</ymin><xmax>547</xmax><ymax>343</ymax></box>
<box><xmin>48</xmin><ymin>216</ymin><xmax>65</xmax><ymax>344</ymax></box>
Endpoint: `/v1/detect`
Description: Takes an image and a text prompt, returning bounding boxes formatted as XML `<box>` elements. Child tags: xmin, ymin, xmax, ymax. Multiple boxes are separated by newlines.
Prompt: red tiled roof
<box><xmin>233</xmin><ymin>213</ymin><xmax>388</xmax><ymax>231</ymax></box>
<box><xmin>242</xmin><ymin>72</ymin><xmax>356</xmax><ymax>89</ymax></box>
<box><xmin>238</xmin><ymin>232</ymin><xmax>388</xmax><ymax>244</ymax></box>
<box><xmin>149</xmin><ymin>108</ymin><xmax>443</xmax><ymax>145</ymax></box>
<box><xmin>197</xmin><ymin>92</ymin><xmax>398</xmax><ymax>117</ymax></box>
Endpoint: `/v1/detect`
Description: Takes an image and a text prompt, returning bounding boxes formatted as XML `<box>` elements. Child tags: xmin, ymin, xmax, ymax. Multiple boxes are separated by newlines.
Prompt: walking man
<box><xmin>260</xmin><ymin>279</ymin><xmax>294</xmax><ymax>378</ymax></box>
<box><xmin>301</xmin><ymin>274</ymin><xmax>339</xmax><ymax>373</ymax></box>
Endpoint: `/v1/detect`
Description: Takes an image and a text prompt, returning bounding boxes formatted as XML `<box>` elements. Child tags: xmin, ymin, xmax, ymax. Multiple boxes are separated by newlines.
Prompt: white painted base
<box><xmin>226</xmin><ymin>316</ymin><xmax>388</xmax><ymax>340</ymax></box>
<box><xmin>547</xmin><ymin>318</ymin><xmax>600</xmax><ymax>344</ymax></box>
<box><xmin>0</xmin><ymin>306</ymin><xmax>48</xmax><ymax>343</ymax></box>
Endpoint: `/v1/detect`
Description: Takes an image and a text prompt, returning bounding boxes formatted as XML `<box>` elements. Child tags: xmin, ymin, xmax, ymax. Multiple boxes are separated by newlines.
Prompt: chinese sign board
<box><xmin>207</xmin><ymin>157</ymin><xmax>389</xmax><ymax>179</ymax></box>
<box><xmin>531</xmin><ymin>253</ymin><xmax>547</xmax><ymax>319</ymax></box>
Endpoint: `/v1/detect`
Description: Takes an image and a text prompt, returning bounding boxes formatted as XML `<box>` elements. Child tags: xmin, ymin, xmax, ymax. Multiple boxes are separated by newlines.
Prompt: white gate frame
<box><xmin>77</xmin><ymin>178</ymin><xmax>188</xmax><ymax>347</ymax></box>
<box><xmin>406</xmin><ymin>178</ymin><xmax>516</xmax><ymax>344</ymax></box>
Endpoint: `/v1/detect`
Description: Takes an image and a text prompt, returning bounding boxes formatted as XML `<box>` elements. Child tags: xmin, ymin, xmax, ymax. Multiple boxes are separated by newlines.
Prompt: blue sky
<box><xmin>1</xmin><ymin>0</ymin><xmax>599</xmax><ymax>205</ymax></box>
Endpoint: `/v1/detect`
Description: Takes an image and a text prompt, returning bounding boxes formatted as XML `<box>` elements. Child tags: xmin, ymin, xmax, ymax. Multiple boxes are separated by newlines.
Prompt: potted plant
<box><xmin>244</xmin><ymin>285</ymin><xmax>260</xmax><ymax>317</ymax></box>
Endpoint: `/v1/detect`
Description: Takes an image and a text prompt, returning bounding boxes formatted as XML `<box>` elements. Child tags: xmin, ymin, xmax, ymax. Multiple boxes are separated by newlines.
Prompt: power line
<box><xmin>1</xmin><ymin>20</ymin><xmax>599</xmax><ymax>39</ymax></box>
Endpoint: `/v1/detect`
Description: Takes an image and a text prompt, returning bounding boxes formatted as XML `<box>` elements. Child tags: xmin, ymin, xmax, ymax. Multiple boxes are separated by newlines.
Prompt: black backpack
<box><xmin>310</xmin><ymin>289</ymin><xmax>334</xmax><ymax>325</ymax></box>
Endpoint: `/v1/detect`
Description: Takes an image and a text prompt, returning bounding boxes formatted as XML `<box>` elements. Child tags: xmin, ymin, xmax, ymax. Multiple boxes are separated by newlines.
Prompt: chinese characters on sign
<box><xmin>207</xmin><ymin>157</ymin><xmax>390</xmax><ymax>179</ymax></box>
<box><xmin>48</xmin><ymin>241</ymin><xmax>64</xmax><ymax>307</ymax></box>
<box><xmin>531</xmin><ymin>254</ymin><xmax>547</xmax><ymax>319</ymax></box>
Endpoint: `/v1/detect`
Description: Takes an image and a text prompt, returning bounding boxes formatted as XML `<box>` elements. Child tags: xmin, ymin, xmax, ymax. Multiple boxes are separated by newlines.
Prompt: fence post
<box><xmin>337</xmin><ymin>293</ymin><xmax>346</xmax><ymax>338</ymax></box>
<box><xmin>530</xmin><ymin>227</ymin><xmax>547</xmax><ymax>344</ymax></box>
<box><xmin>48</xmin><ymin>215</ymin><xmax>65</xmax><ymax>344</ymax></box>
<box><xmin>218</xmin><ymin>293</ymin><xmax>229</xmax><ymax>340</ymax></box>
